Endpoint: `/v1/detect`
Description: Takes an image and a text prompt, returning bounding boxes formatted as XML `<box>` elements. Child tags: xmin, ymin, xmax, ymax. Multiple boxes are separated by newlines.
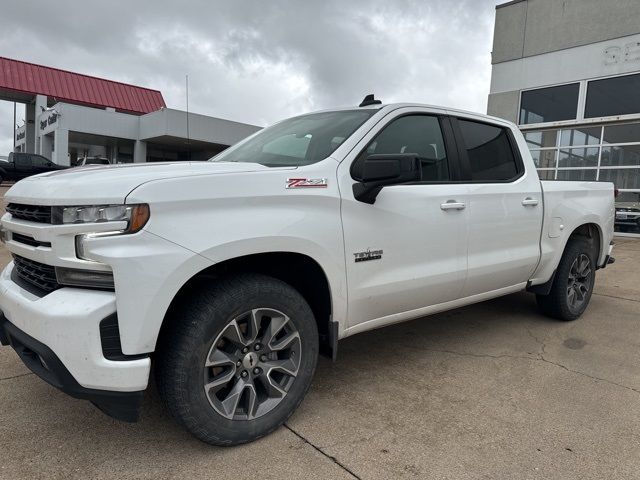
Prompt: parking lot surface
<box><xmin>0</xmin><ymin>185</ymin><xmax>638</xmax><ymax>480</ymax></box>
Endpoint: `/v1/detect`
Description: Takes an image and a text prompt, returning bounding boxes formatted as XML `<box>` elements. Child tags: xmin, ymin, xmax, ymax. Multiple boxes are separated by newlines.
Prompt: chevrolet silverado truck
<box><xmin>0</xmin><ymin>98</ymin><xmax>615</xmax><ymax>446</ymax></box>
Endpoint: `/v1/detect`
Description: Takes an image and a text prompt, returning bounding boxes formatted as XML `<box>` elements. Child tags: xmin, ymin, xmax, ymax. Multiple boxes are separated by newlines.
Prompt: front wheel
<box><xmin>156</xmin><ymin>274</ymin><xmax>319</xmax><ymax>446</ymax></box>
<box><xmin>536</xmin><ymin>237</ymin><xmax>596</xmax><ymax>321</ymax></box>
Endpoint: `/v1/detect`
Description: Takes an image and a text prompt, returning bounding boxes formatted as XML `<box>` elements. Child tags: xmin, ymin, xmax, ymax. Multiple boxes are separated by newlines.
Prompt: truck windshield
<box><xmin>211</xmin><ymin>109</ymin><xmax>377</xmax><ymax>167</ymax></box>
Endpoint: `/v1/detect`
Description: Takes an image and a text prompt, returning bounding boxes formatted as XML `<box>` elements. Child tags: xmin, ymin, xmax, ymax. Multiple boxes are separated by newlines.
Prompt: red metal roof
<box><xmin>0</xmin><ymin>56</ymin><xmax>166</xmax><ymax>115</ymax></box>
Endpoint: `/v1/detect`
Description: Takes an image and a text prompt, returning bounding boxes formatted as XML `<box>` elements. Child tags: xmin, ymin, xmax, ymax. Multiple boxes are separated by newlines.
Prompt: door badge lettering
<box><xmin>354</xmin><ymin>248</ymin><xmax>383</xmax><ymax>263</ymax></box>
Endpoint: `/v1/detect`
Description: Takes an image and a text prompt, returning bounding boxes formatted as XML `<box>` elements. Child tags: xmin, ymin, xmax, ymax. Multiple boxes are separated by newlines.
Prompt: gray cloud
<box><xmin>0</xmin><ymin>0</ymin><xmax>497</xmax><ymax>155</ymax></box>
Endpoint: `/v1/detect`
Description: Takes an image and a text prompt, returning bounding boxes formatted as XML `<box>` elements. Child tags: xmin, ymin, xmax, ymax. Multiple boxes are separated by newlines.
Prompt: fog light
<box><xmin>55</xmin><ymin>267</ymin><xmax>114</xmax><ymax>289</ymax></box>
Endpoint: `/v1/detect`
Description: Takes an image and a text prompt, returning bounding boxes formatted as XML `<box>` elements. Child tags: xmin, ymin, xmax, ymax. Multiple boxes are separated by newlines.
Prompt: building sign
<box><xmin>604</xmin><ymin>41</ymin><xmax>640</xmax><ymax>66</ymax></box>
<box><xmin>40</xmin><ymin>111</ymin><xmax>58</xmax><ymax>130</ymax></box>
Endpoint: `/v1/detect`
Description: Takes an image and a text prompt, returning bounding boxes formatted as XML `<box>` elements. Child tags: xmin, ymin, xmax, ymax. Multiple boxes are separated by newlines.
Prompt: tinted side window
<box><xmin>33</xmin><ymin>156</ymin><xmax>49</xmax><ymax>167</ymax></box>
<box><xmin>457</xmin><ymin>119</ymin><xmax>519</xmax><ymax>181</ymax></box>
<box><xmin>14</xmin><ymin>153</ymin><xmax>31</xmax><ymax>167</ymax></box>
<box><xmin>363</xmin><ymin>115</ymin><xmax>449</xmax><ymax>182</ymax></box>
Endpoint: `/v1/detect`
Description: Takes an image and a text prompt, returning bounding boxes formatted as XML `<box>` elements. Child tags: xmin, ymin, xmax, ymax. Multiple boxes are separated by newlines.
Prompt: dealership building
<box><xmin>489</xmin><ymin>0</ymin><xmax>640</xmax><ymax>235</ymax></box>
<box><xmin>1</xmin><ymin>57</ymin><xmax>260</xmax><ymax>165</ymax></box>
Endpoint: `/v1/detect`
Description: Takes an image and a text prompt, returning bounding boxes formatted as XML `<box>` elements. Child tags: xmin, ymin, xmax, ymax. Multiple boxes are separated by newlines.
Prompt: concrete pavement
<box><xmin>0</xmin><ymin>185</ymin><xmax>638</xmax><ymax>479</ymax></box>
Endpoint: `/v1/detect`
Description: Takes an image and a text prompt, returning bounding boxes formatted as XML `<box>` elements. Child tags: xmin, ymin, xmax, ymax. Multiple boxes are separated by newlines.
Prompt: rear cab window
<box><xmin>454</xmin><ymin>118</ymin><xmax>523</xmax><ymax>182</ymax></box>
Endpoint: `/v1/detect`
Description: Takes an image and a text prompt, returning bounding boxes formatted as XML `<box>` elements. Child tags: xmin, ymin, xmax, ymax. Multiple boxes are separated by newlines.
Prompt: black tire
<box><xmin>536</xmin><ymin>237</ymin><xmax>596</xmax><ymax>321</ymax></box>
<box><xmin>156</xmin><ymin>273</ymin><xmax>318</xmax><ymax>446</ymax></box>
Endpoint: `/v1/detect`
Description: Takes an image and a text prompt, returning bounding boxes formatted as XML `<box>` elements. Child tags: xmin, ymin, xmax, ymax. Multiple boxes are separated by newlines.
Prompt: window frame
<box><xmin>450</xmin><ymin>116</ymin><xmax>525</xmax><ymax>184</ymax></box>
<box><xmin>518</xmin><ymin>82</ymin><xmax>581</xmax><ymax>126</ymax></box>
<box><xmin>350</xmin><ymin>113</ymin><xmax>463</xmax><ymax>185</ymax></box>
<box><xmin>585</xmin><ymin>72</ymin><xmax>640</xmax><ymax>120</ymax></box>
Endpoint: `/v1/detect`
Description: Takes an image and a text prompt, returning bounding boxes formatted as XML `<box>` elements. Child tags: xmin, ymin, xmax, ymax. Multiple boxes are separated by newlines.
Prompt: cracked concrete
<box><xmin>0</xmin><ymin>185</ymin><xmax>639</xmax><ymax>479</ymax></box>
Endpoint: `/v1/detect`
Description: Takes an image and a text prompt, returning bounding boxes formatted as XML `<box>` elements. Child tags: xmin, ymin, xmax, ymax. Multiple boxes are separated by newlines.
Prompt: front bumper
<box><xmin>0</xmin><ymin>314</ymin><xmax>144</xmax><ymax>422</ymax></box>
<box><xmin>0</xmin><ymin>263</ymin><xmax>150</xmax><ymax>418</ymax></box>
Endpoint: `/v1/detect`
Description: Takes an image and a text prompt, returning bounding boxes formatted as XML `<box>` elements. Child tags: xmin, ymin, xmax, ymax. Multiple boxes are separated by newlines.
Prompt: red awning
<box><xmin>0</xmin><ymin>56</ymin><xmax>166</xmax><ymax>115</ymax></box>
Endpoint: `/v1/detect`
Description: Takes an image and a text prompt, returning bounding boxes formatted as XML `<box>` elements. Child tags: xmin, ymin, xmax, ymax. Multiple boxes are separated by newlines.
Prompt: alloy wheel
<box><xmin>567</xmin><ymin>253</ymin><xmax>592</xmax><ymax>312</ymax></box>
<box><xmin>203</xmin><ymin>308</ymin><xmax>301</xmax><ymax>420</ymax></box>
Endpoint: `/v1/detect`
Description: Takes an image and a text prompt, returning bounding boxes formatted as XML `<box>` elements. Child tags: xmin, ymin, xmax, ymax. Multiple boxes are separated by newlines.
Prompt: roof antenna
<box><xmin>359</xmin><ymin>94</ymin><xmax>382</xmax><ymax>107</ymax></box>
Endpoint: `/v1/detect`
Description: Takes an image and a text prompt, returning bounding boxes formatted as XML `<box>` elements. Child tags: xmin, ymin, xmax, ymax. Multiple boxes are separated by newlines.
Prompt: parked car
<box><xmin>77</xmin><ymin>156</ymin><xmax>111</xmax><ymax>166</ymax></box>
<box><xmin>614</xmin><ymin>191</ymin><xmax>640</xmax><ymax>232</ymax></box>
<box><xmin>0</xmin><ymin>99</ymin><xmax>615</xmax><ymax>446</ymax></box>
<box><xmin>0</xmin><ymin>152</ymin><xmax>66</xmax><ymax>183</ymax></box>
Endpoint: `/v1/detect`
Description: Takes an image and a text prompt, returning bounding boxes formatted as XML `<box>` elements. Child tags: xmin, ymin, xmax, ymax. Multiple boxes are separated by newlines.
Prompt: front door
<box><xmin>338</xmin><ymin>109</ymin><xmax>469</xmax><ymax>331</ymax></box>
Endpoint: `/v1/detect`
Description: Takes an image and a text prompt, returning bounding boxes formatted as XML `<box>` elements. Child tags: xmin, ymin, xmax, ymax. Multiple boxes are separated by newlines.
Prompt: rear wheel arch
<box><xmin>567</xmin><ymin>223</ymin><xmax>601</xmax><ymax>263</ymax></box>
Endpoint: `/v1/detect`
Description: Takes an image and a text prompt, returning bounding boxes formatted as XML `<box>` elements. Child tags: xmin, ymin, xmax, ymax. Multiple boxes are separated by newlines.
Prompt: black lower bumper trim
<box><xmin>0</xmin><ymin>312</ymin><xmax>145</xmax><ymax>422</ymax></box>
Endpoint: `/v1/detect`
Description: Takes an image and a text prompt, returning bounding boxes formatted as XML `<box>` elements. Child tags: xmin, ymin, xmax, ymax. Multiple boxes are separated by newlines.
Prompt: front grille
<box><xmin>12</xmin><ymin>255</ymin><xmax>60</xmax><ymax>293</ymax></box>
<box><xmin>6</xmin><ymin>203</ymin><xmax>52</xmax><ymax>224</ymax></box>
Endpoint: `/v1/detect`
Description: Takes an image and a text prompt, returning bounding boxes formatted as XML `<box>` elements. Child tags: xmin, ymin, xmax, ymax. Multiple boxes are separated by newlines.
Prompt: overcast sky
<box><xmin>0</xmin><ymin>0</ymin><xmax>497</xmax><ymax>156</ymax></box>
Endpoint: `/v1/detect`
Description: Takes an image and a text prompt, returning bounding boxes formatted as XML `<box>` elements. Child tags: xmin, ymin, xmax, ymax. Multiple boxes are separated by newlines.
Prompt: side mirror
<box><xmin>352</xmin><ymin>153</ymin><xmax>421</xmax><ymax>204</ymax></box>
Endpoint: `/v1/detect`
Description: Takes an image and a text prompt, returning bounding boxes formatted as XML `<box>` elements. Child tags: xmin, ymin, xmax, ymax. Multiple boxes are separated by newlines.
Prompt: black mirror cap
<box><xmin>352</xmin><ymin>153</ymin><xmax>421</xmax><ymax>204</ymax></box>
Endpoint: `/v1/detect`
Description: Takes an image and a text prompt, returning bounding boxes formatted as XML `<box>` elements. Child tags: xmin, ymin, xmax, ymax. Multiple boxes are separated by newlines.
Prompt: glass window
<box><xmin>537</xmin><ymin>169</ymin><xmax>555</xmax><ymax>180</ymax></box>
<box><xmin>614</xmin><ymin>191</ymin><xmax>640</xmax><ymax>234</ymax></box>
<box><xmin>457</xmin><ymin>119</ymin><xmax>519</xmax><ymax>181</ymax></box>
<box><xmin>524</xmin><ymin>130</ymin><xmax>557</xmax><ymax>148</ymax></box>
<box><xmin>363</xmin><ymin>115</ymin><xmax>449</xmax><ymax>182</ymax></box>
<box><xmin>599</xmin><ymin>169</ymin><xmax>640</xmax><ymax>189</ymax></box>
<box><xmin>603</xmin><ymin>123</ymin><xmax>640</xmax><ymax>144</ymax></box>
<box><xmin>585</xmin><ymin>73</ymin><xmax>640</xmax><ymax>118</ymax></box>
<box><xmin>556</xmin><ymin>169</ymin><xmax>597</xmax><ymax>181</ymax></box>
<box><xmin>519</xmin><ymin>83</ymin><xmax>580</xmax><ymax>125</ymax></box>
<box><xmin>530</xmin><ymin>149</ymin><xmax>556</xmax><ymax>168</ymax></box>
<box><xmin>601</xmin><ymin>145</ymin><xmax>640</xmax><ymax>167</ymax></box>
<box><xmin>559</xmin><ymin>127</ymin><xmax>601</xmax><ymax>147</ymax></box>
<box><xmin>558</xmin><ymin>147</ymin><xmax>599</xmax><ymax>168</ymax></box>
<box><xmin>262</xmin><ymin>134</ymin><xmax>311</xmax><ymax>158</ymax></box>
<box><xmin>211</xmin><ymin>109</ymin><xmax>377</xmax><ymax>167</ymax></box>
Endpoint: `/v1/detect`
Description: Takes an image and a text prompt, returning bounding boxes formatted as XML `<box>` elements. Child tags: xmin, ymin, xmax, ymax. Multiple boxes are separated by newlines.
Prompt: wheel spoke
<box><xmin>270</xmin><ymin>330</ymin><xmax>300</xmax><ymax>352</ymax></box>
<box><xmin>578</xmin><ymin>256</ymin><xmax>590</xmax><ymax>275</ymax></box>
<box><xmin>221</xmin><ymin>319</ymin><xmax>250</xmax><ymax>347</ymax></box>
<box><xmin>262</xmin><ymin>314</ymin><xmax>289</xmax><ymax>346</ymax></box>
<box><xmin>568</xmin><ymin>288</ymin><xmax>576</xmax><ymax>306</ymax></box>
<box><xmin>247</xmin><ymin>309</ymin><xmax>263</xmax><ymax>343</ymax></box>
<box><xmin>205</xmin><ymin>368</ymin><xmax>236</xmax><ymax>393</ymax></box>
<box><xmin>219</xmin><ymin>377</ymin><xmax>250</xmax><ymax>418</ymax></box>
<box><xmin>244</xmin><ymin>384</ymin><xmax>258</xmax><ymax>419</ymax></box>
<box><xmin>258</xmin><ymin>372</ymin><xmax>287</xmax><ymax>398</ymax></box>
<box><xmin>205</xmin><ymin>348</ymin><xmax>236</xmax><ymax>368</ymax></box>
<box><xmin>263</xmin><ymin>358</ymin><xmax>299</xmax><ymax>377</ymax></box>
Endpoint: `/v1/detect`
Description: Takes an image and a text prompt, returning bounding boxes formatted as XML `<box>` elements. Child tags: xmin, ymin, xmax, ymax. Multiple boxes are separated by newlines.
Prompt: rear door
<box><xmin>450</xmin><ymin>116</ymin><xmax>543</xmax><ymax>297</ymax></box>
<box><xmin>339</xmin><ymin>108</ymin><xmax>469</xmax><ymax>330</ymax></box>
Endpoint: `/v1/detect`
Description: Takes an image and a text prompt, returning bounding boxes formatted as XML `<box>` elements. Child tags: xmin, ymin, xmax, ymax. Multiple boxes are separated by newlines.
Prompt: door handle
<box><xmin>522</xmin><ymin>197</ymin><xmax>539</xmax><ymax>207</ymax></box>
<box><xmin>440</xmin><ymin>200</ymin><xmax>466</xmax><ymax>211</ymax></box>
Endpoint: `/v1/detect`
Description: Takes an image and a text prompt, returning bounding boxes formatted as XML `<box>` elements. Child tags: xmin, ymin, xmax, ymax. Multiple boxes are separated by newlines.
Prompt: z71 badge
<box><xmin>354</xmin><ymin>248</ymin><xmax>383</xmax><ymax>263</ymax></box>
<box><xmin>286</xmin><ymin>178</ymin><xmax>328</xmax><ymax>189</ymax></box>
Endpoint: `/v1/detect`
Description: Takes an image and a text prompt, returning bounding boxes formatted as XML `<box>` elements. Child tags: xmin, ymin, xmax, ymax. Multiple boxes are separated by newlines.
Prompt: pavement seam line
<box><xmin>401</xmin><ymin>344</ymin><xmax>640</xmax><ymax>395</ymax></box>
<box><xmin>593</xmin><ymin>292</ymin><xmax>640</xmax><ymax>303</ymax></box>
<box><xmin>284</xmin><ymin>424</ymin><xmax>363</xmax><ymax>480</ymax></box>
<box><xmin>0</xmin><ymin>372</ymin><xmax>34</xmax><ymax>382</ymax></box>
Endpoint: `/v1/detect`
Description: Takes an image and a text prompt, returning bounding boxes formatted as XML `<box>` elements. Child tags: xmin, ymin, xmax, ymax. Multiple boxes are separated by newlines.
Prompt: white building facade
<box><xmin>488</xmin><ymin>0</ymin><xmax>640</xmax><ymax>235</ymax></box>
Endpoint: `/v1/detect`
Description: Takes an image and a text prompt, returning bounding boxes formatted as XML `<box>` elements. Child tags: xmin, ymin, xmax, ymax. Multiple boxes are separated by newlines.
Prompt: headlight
<box><xmin>52</xmin><ymin>204</ymin><xmax>150</xmax><ymax>233</ymax></box>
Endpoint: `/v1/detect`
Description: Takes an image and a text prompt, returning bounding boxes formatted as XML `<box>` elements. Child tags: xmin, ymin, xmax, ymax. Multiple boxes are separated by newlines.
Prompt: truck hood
<box><xmin>5</xmin><ymin>161</ymin><xmax>279</xmax><ymax>205</ymax></box>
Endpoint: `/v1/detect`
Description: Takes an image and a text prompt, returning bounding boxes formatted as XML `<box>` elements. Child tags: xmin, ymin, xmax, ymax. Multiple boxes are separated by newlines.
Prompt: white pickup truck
<box><xmin>0</xmin><ymin>98</ymin><xmax>615</xmax><ymax>446</ymax></box>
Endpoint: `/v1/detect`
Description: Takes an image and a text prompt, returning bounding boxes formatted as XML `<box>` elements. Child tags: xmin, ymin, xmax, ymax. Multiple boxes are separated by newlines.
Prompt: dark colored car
<box><xmin>0</xmin><ymin>152</ymin><xmax>68</xmax><ymax>183</ymax></box>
